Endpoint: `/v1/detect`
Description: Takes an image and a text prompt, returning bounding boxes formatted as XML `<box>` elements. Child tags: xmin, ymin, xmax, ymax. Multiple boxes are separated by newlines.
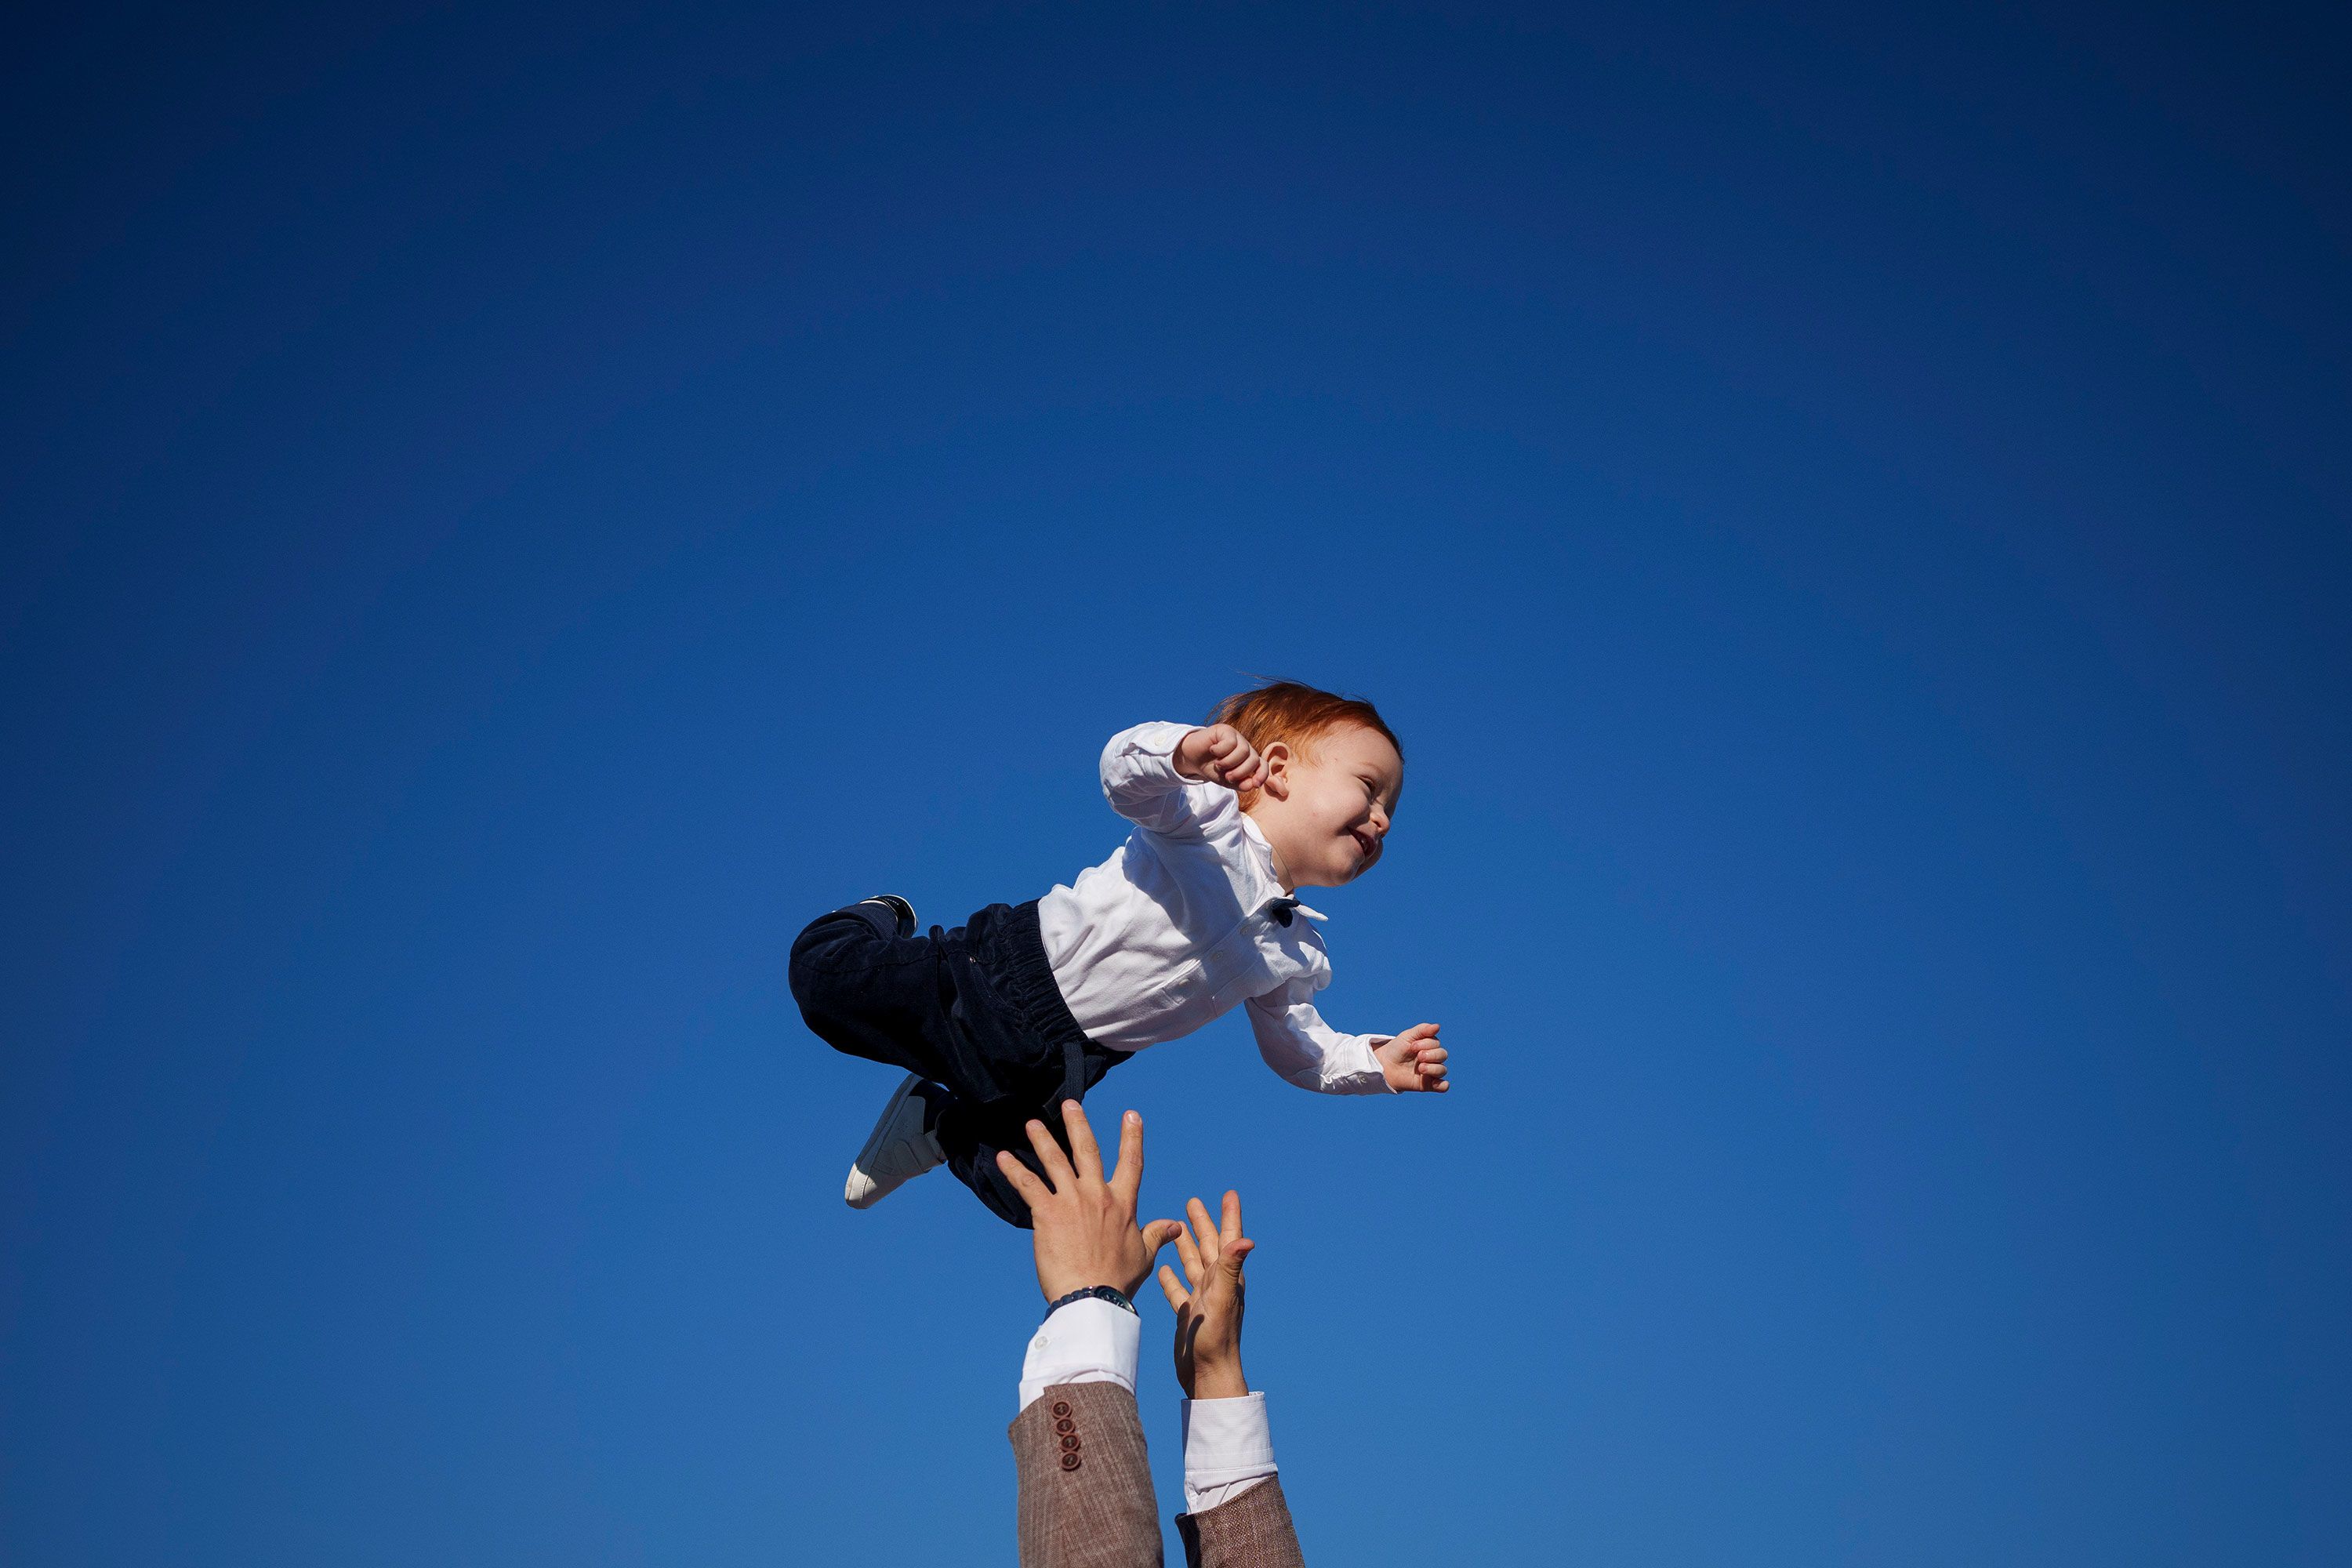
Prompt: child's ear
<box><xmin>1261</xmin><ymin>742</ymin><xmax>1292</xmax><ymax>800</ymax></box>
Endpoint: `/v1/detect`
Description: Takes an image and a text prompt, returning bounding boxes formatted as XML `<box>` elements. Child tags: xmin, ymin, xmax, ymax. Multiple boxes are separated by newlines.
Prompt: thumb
<box><xmin>1221</xmin><ymin>1237</ymin><xmax>1254</xmax><ymax>1276</ymax></box>
<box><xmin>1143</xmin><ymin>1218</ymin><xmax>1185</xmax><ymax>1251</ymax></box>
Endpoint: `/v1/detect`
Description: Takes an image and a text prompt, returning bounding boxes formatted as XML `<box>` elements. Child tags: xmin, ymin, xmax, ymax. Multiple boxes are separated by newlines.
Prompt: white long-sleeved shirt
<box><xmin>1018</xmin><ymin>1297</ymin><xmax>1276</xmax><ymax>1512</ymax></box>
<box><xmin>1036</xmin><ymin>721</ymin><xmax>1392</xmax><ymax>1094</ymax></box>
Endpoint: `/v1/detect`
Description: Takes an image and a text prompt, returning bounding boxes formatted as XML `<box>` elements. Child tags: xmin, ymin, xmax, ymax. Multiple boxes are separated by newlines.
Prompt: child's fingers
<box><xmin>1109</xmin><ymin>1109</ymin><xmax>1145</xmax><ymax>1203</ymax></box>
<box><xmin>1025</xmin><ymin>1117</ymin><xmax>1080</xmax><ymax>1190</ymax></box>
<box><xmin>996</xmin><ymin>1149</ymin><xmax>1054</xmax><ymax>1205</ymax></box>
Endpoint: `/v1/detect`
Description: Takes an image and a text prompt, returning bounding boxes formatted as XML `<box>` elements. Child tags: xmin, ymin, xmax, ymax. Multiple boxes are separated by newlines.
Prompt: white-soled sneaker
<box><xmin>844</xmin><ymin>1073</ymin><xmax>946</xmax><ymax>1209</ymax></box>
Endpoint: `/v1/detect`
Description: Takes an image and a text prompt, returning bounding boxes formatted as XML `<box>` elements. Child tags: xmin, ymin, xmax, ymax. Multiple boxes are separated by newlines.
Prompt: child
<box><xmin>788</xmin><ymin>681</ymin><xmax>1447</xmax><ymax>1228</ymax></box>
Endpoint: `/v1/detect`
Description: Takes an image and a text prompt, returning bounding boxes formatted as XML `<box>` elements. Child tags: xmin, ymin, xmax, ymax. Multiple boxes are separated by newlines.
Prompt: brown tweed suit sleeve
<box><xmin>1174</xmin><ymin>1478</ymin><xmax>1305</xmax><ymax>1568</ymax></box>
<box><xmin>1008</xmin><ymin>1381</ymin><xmax>1163</xmax><ymax>1568</ymax></box>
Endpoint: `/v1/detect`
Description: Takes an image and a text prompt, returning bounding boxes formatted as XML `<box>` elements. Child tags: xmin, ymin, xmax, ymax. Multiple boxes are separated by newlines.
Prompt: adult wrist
<box><xmin>1191</xmin><ymin>1361</ymin><xmax>1249</xmax><ymax>1401</ymax></box>
<box><xmin>1045</xmin><ymin>1284</ymin><xmax>1137</xmax><ymax>1319</ymax></box>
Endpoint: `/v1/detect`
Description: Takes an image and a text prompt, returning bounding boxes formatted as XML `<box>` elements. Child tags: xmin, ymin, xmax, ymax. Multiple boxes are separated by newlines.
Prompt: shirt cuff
<box><xmin>1180</xmin><ymin>1392</ymin><xmax>1277</xmax><ymax>1513</ymax></box>
<box><xmin>1331</xmin><ymin>1033</ymin><xmax>1395</xmax><ymax>1094</ymax></box>
<box><xmin>1017</xmin><ymin>1297</ymin><xmax>1141</xmax><ymax>1414</ymax></box>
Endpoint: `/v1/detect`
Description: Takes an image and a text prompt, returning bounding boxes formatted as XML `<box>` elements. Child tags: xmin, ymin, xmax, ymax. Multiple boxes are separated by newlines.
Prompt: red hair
<box><xmin>1207</xmin><ymin>681</ymin><xmax>1402</xmax><ymax>807</ymax></box>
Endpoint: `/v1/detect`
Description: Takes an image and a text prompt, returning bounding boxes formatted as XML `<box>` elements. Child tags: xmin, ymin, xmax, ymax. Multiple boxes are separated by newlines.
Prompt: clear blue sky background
<box><xmin>5</xmin><ymin>4</ymin><xmax>2347</xmax><ymax>1564</ymax></box>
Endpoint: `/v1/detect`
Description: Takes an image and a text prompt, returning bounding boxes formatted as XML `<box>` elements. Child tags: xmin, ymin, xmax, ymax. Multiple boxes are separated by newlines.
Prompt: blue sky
<box><xmin>4</xmin><ymin>4</ymin><xmax>2347</xmax><ymax>1564</ymax></box>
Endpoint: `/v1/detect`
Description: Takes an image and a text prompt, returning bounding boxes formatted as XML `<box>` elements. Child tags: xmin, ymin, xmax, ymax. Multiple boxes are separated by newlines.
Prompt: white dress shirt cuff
<box><xmin>1180</xmin><ymin>1392</ymin><xmax>1277</xmax><ymax>1512</ymax></box>
<box><xmin>1336</xmin><ymin>1032</ymin><xmax>1395</xmax><ymax>1094</ymax></box>
<box><xmin>1016</xmin><ymin>1297</ymin><xmax>1141</xmax><ymax>1414</ymax></box>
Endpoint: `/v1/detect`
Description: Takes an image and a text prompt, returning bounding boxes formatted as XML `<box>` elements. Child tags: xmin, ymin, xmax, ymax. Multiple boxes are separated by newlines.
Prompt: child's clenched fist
<box><xmin>1174</xmin><ymin>722</ymin><xmax>1269</xmax><ymax>793</ymax></box>
<box><xmin>1375</xmin><ymin>1023</ymin><xmax>1449</xmax><ymax>1092</ymax></box>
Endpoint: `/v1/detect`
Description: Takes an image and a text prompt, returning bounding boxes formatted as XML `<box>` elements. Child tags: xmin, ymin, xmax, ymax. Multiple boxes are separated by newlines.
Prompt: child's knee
<box><xmin>788</xmin><ymin>910</ymin><xmax>872</xmax><ymax>989</ymax></box>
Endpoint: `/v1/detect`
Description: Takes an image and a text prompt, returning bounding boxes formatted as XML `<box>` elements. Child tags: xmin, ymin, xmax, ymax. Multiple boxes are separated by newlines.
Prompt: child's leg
<box><xmin>788</xmin><ymin>902</ymin><xmax>996</xmax><ymax>1097</ymax></box>
<box><xmin>793</xmin><ymin>896</ymin><xmax>1127</xmax><ymax>1228</ymax></box>
<box><xmin>932</xmin><ymin>1040</ymin><xmax>1131</xmax><ymax>1229</ymax></box>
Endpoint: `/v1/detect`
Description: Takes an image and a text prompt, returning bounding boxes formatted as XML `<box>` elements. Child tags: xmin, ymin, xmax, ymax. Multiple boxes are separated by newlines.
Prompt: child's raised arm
<box><xmin>1171</xmin><ymin>723</ymin><xmax>1269</xmax><ymax>793</ymax></box>
<box><xmin>1098</xmin><ymin>720</ymin><xmax>1261</xmax><ymax>833</ymax></box>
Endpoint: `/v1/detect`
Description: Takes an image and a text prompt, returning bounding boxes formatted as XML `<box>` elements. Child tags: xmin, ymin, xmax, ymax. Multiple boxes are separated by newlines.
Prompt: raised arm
<box><xmin>1155</xmin><ymin>1189</ymin><xmax>1308</xmax><ymax>1568</ymax></box>
<box><xmin>1100</xmin><ymin>721</ymin><xmax>1269</xmax><ymax>833</ymax></box>
<box><xmin>1001</xmin><ymin>1105</ymin><xmax>1183</xmax><ymax>1568</ymax></box>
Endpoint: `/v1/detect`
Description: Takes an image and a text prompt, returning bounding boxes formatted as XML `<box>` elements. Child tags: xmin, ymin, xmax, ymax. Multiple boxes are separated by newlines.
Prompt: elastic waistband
<box><xmin>962</xmin><ymin>900</ymin><xmax>1094</xmax><ymax>1054</ymax></box>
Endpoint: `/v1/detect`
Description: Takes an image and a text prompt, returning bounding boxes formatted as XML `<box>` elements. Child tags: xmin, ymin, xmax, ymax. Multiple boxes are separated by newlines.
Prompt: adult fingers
<box><xmin>1109</xmin><ymin>1109</ymin><xmax>1145</xmax><ymax>1204</ymax></box>
<box><xmin>1157</xmin><ymin>1264</ymin><xmax>1191</xmax><ymax>1312</ymax></box>
<box><xmin>1061</xmin><ymin>1102</ymin><xmax>1105</xmax><ymax>1184</ymax></box>
<box><xmin>1187</xmin><ymin>1196</ymin><xmax>1222</xmax><ymax>1269</ymax></box>
<box><xmin>1218</xmin><ymin>1189</ymin><xmax>1244</xmax><ymax>1247</ymax></box>
<box><xmin>1173</xmin><ymin>1223</ymin><xmax>1206</xmax><ymax>1290</ymax></box>
<box><xmin>1025</xmin><ymin>1117</ymin><xmax>1079</xmax><ymax>1190</ymax></box>
<box><xmin>995</xmin><ymin>1149</ymin><xmax>1053</xmax><ymax>1205</ymax></box>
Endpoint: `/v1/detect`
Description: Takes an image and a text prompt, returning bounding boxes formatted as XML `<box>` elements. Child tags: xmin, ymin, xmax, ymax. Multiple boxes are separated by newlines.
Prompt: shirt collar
<box><xmin>1238</xmin><ymin>814</ymin><xmax>1327</xmax><ymax>924</ymax></box>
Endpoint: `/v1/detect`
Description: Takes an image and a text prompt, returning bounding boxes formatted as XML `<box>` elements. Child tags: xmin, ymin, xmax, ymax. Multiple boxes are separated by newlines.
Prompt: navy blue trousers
<box><xmin>787</xmin><ymin>899</ymin><xmax>1127</xmax><ymax>1227</ymax></box>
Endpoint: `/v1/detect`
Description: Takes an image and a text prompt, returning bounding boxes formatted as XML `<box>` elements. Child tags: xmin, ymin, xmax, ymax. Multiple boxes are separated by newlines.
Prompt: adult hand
<box><xmin>1156</xmin><ymin>1189</ymin><xmax>1256</xmax><ymax>1401</ymax></box>
<box><xmin>996</xmin><ymin>1102</ymin><xmax>1184</xmax><ymax>1302</ymax></box>
<box><xmin>1376</xmin><ymin>1023</ymin><xmax>1450</xmax><ymax>1092</ymax></box>
<box><xmin>1174</xmin><ymin>724</ymin><xmax>1269</xmax><ymax>793</ymax></box>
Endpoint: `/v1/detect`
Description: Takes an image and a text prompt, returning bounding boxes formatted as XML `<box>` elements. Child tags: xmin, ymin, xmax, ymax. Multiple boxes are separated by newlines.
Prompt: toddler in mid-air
<box><xmin>788</xmin><ymin>681</ymin><xmax>1447</xmax><ymax>1227</ymax></box>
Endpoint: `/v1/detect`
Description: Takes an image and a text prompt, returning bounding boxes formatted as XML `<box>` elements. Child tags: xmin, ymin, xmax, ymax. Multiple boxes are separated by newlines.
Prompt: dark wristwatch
<box><xmin>1044</xmin><ymin>1285</ymin><xmax>1137</xmax><ymax>1319</ymax></box>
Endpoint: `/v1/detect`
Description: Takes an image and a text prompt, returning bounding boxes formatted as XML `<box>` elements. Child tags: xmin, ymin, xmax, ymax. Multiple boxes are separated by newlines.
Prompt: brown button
<box><xmin>1054</xmin><ymin>1417</ymin><xmax>1075</xmax><ymax>1435</ymax></box>
<box><xmin>1059</xmin><ymin>1452</ymin><xmax>1082</xmax><ymax>1472</ymax></box>
<box><xmin>1051</xmin><ymin>1401</ymin><xmax>1072</xmax><ymax>1417</ymax></box>
<box><xmin>1059</xmin><ymin>1433</ymin><xmax>1080</xmax><ymax>1452</ymax></box>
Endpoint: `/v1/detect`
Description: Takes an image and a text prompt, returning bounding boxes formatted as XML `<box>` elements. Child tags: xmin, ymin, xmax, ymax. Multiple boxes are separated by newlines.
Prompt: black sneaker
<box><xmin>860</xmin><ymin>895</ymin><xmax>918</xmax><ymax>938</ymax></box>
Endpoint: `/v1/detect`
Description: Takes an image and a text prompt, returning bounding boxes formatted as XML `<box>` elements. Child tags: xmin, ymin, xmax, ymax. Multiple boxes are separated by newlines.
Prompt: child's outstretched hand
<box><xmin>1174</xmin><ymin>723</ymin><xmax>1269</xmax><ymax>793</ymax></box>
<box><xmin>1376</xmin><ymin>1023</ymin><xmax>1449</xmax><ymax>1092</ymax></box>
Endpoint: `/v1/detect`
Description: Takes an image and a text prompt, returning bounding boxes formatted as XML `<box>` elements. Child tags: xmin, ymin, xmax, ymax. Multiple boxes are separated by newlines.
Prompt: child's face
<box><xmin>1247</xmin><ymin>722</ymin><xmax>1404</xmax><ymax>890</ymax></box>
